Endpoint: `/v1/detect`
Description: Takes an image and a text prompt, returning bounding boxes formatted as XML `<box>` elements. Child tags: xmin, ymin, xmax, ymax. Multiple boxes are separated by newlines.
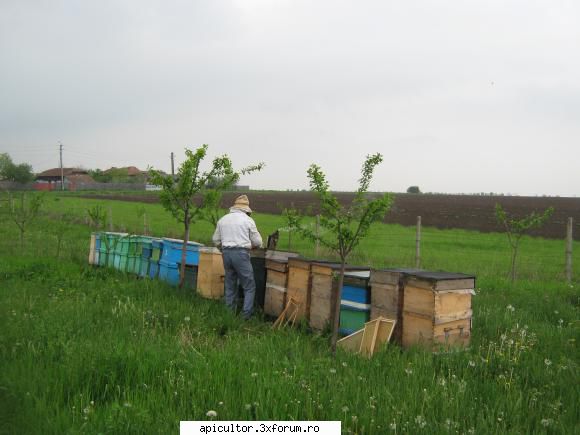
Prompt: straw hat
<box><xmin>231</xmin><ymin>194</ymin><xmax>252</xmax><ymax>214</ymax></box>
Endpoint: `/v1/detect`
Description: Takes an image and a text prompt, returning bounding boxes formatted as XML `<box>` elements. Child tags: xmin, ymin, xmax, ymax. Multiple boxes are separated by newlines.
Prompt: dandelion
<box><xmin>184</xmin><ymin>316</ymin><xmax>190</xmax><ymax>322</ymax></box>
<box><xmin>438</xmin><ymin>378</ymin><xmax>447</xmax><ymax>387</ymax></box>
<box><xmin>124</xmin><ymin>402</ymin><xmax>132</xmax><ymax>407</ymax></box>
<box><xmin>83</xmin><ymin>407</ymin><xmax>90</xmax><ymax>414</ymax></box>
<box><xmin>206</xmin><ymin>410</ymin><xmax>217</xmax><ymax>418</ymax></box>
<box><xmin>544</xmin><ymin>359</ymin><xmax>552</xmax><ymax>367</ymax></box>
<box><xmin>329</xmin><ymin>368</ymin><xmax>337</xmax><ymax>374</ymax></box>
<box><xmin>218</xmin><ymin>401</ymin><xmax>224</xmax><ymax>406</ymax></box>
<box><xmin>342</xmin><ymin>362</ymin><xmax>348</xmax><ymax>367</ymax></box>
<box><xmin>506</xmin><ymin>304</ymin><xmax>515</xmax><ymax>312</ymax></box>
<box><xmin>541</xmin><ymin>418</ymin><xmax>552</xmax><ymax>427</ymax></box>
<box><xmin>351</xmin><ymin>415</ymin><xmax>358</xmax><ymax>422</ymax></box>
<box><xmin>245</xmin><ymin>404</ymin><xmax>251</xmax><ymax>410</ymax></box>
<box><xmin>558</xmin><ymin>319</ymin><xmax>564</xmax><ymax>327</ymax></box>
<box><xmin>342</xmin><ymin>406</ymin><xmax>349</xmax><ymax>413</ymax></box>
<box><xmin>468</xmin><ymin>360</ymin><xmax>476</xmax><ymax>367</ymax></box>
<box><xmin>415</xmin><ymin>415</ymin><xmax>426</xmax><ymax>428</ymax></box>
<box><xmin>405</xmin><ymin>368</ymin><xmax>413</xmax><ymax>375</ymax></box>
<box><xmin>251</xmin><ymin>372</ymin><xmax>258</xmax><ymax>378</ymax></box>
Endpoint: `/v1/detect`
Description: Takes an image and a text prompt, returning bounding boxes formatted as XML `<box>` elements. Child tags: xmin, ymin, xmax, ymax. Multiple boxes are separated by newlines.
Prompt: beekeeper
<box><xmin>212</xmin><ymin>195</ymin><xmax>263</xmax><ymax>319</ymax></box>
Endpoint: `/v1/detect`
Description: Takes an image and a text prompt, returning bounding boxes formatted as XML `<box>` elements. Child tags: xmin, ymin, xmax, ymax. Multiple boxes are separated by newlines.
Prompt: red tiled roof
<box><xmin>36</xmin><ymin>168</ymin><xmax>88</xmax><ymax>177</ymax></box>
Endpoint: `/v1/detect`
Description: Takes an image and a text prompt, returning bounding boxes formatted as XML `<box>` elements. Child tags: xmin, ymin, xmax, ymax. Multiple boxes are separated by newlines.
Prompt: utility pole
<box><xmin>170</xmin><ymin>152</ymin><xmax>175</xmax><ymax>177</ymax></box>
<box><xmin>59</xmin><ymin>141</ymin><xmax>64</xmax><ymax>191</ymax></box>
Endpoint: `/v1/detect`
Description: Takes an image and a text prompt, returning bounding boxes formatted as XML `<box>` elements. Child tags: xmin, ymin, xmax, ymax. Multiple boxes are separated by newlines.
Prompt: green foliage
<box><xmin>86</xmin><ymin>204</ymin><xmax>108</xmax><ymax>229</ymax></box>
<box><xmin>7</xmin><ymin>192</ymin><xmax>44</xmax><ymax>248</ymax></box>
<box><xmin>87</xmin><ymin>169</ymin><xmax>112</xmax><ymax>183</ymax></box>
<box><xmin>495</xmin><ymin>203</ymin><xmax>554</xmax><ymax>282</ymax></box>
<box><xmin>148</xmin><ymin>145</ymin><xmax>263</xmax><ymax>286</ymax></box>
<box><xmin>281</xmin><ymin>206</ymin><xmax>302</xmax><ymax>250</ymax></box>
<box><xmin>0</xmin><ymin>153</ymin><xmax>34</xmax><ymax>184</ymax></box>
<box><xmin>407</xmin><ymin>185</ymin><xmax>421</xmax><ymax>194</ymax></box>
<box><xmin>301</xmin><ymin>154</ymin><xmax>393</xmax><ymax>260</ymax></box>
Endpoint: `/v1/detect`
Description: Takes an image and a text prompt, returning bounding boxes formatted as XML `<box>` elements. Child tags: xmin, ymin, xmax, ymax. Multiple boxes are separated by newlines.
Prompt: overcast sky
<box><xmin>1</xmin><ymin>0</ymin><xmax>578</xmax><ymax>196</ymax></box>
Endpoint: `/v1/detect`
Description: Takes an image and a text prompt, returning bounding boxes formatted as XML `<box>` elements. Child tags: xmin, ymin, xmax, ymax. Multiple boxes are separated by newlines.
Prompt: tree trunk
<box><xmin>20</xmin><ymin>228</ymin><xmax>24</xmax><ymax>250</ymax></box>
<box><xmin>510</xmin><ymin>245</ymin><xmax>518</xmax><ymax>283</ymax></box>
<box><xmin>179</xmin><ymin>220</ymin><xmax>190</xmax><ymax>288</ymax></box>
<box><xmin>330</xmin><ymin>261</ymin><xmax>346</xmax><ymax>355</ymax></box>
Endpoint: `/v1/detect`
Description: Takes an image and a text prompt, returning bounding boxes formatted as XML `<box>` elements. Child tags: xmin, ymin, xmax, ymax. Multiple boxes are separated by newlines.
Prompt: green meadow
<box><xmin>1</xmin><ymin>193</ymin><xmax>578</xmax><ymax>434</ymax></box>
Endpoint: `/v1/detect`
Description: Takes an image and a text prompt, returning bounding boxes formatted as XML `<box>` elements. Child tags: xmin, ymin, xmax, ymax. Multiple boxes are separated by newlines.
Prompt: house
<box><xmin>35</xmin><ymin>168</ymin><xmax>95</xmax><ymax>191</ymax></box>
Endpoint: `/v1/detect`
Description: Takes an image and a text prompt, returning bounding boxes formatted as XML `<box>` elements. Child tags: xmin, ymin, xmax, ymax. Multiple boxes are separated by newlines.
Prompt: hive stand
<box><xmin>337</xmin><ymin>316</ymin><xmax>396</xmax><ymax>357</ymax></box>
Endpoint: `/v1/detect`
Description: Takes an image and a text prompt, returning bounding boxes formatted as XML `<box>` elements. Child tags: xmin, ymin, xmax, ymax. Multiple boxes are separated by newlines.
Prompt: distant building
<box><xmin>35</xmin><ymin>168</ymin><xmax>95</xmax><ymax>191</ymax></box>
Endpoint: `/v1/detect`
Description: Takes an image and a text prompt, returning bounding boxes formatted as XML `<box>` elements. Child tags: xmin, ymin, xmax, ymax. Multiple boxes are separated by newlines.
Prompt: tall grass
<box><xmin>0</xmin><ymin>194</ymin><xmax>578</xmax><ymax>434</ymax></box>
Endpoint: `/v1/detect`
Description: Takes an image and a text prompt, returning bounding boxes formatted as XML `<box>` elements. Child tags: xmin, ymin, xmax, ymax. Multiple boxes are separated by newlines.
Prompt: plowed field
<box><xmin>79</xmin><ymin>192</ymin><xmax>580</xmax><ymax>240</ymax></box>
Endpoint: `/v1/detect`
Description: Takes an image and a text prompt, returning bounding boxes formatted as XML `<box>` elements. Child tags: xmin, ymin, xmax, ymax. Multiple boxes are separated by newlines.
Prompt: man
<box><xmin>212</xmin><ymin>195</ymin><xmax>263</xmax><ymax>319</ymax></box>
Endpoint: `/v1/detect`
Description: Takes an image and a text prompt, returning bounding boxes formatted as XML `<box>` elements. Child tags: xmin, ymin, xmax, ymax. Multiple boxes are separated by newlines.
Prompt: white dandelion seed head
<box><xmin>184</xmin><ymin>316</ymin><xmax>190</xmax><ymax>322</ymax></box>
<box><xmin>329</xmin><ymin>368</ymin><xmax>337</xmax><ymax>374</ymax></box>
<box><xmin>245</xmin><ymin>404</ymin><xmax>251</xmax><ymax>410</ymax></box>
<box><xmin>342</xmin><ymin>406</ymin><xmax>349</xmax><ymax>413</ymax></box>
<box><xmin>544</xmin><ymin>359</ymin><xmax>552</xmax><ymax>366</ymax></box>
<box><xmin>251</xmin><ymin>372</ymin><xmax>258</xmax><ymax>377</ymax></box>
<box><xmin>206</xmin><ymin>410</ymin><xmax>217</xmax><ymax>418</ymax></box>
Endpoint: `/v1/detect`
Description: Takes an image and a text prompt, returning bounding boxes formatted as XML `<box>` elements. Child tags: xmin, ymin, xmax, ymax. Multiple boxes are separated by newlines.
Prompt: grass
<box><xmin>0</xmin><ymin>193</ymin><xmax>578</xmax><ymax>434</ymax></box>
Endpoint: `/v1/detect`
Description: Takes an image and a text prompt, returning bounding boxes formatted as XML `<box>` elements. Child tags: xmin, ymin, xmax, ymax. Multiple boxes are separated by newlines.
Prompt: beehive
<box><xmin>339</xmin><ymin>271</ymin><xmax>371</xmax><ymax>335</ymax></box>
<box><xmin>309</xmin><ymin>263</ymin><xmax>369</xmax><ymax>331</ymax></box>
<box><xmin>263</xmin><ymin>251</ymin><xmax>300</xmax><ymax>317</ymax></box>
<box><xmin>402</xmin><ymin>271</ymin><xmax>475</xmax><ymax>350</ymax></box>
<box><xmin>197</xmin><ymin>247</ymin><xmax>225</xmax><ymax>299</ymax></box>
<box><xmin>286</xmin><ymin>258</ymin><xmax>312</xmax><ymax>321</ymax></box>
<box><xmin>369</xmin><ymin>268</ymin><xmax>421</xmax><ymax>344</ymax></box>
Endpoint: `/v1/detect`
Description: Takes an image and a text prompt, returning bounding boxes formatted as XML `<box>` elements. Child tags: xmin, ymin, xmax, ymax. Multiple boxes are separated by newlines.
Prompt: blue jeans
<box><xmin>222</xmin><ymin>248</ymin><xmax>255</xmax><ymax>319</ymax></box>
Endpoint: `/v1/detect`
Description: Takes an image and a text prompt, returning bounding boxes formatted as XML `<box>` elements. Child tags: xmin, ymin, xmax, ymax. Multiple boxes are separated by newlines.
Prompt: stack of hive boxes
<box><xmin>264</xmin><ymin>251</ymin><xmax>300</xmax><ymax>317</ymax></box>
<box><xmin>309</xmin><ymin>263</ymin><xmax>370</xmax><ymax>332</ymax></box>
<box><xmin>402</xmin><ymin>271</ymin><xmax>475</xmax><ymax>350</ymax></box>
<box><xmin>369</xmin><ymin>268</ymin><xmax>420</xmax><ymax>344</ymax></box>
<box><xmin>197</xmin><ymin>247</ymin><xmax>225</xmax><ymax>299</ymax></box>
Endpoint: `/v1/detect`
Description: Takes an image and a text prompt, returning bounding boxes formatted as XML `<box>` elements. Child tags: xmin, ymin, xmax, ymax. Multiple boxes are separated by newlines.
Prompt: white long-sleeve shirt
<box><xmin>212</xmin><ymin>209</ymin><xmax>263</xmax><ymax>249</ymax></box>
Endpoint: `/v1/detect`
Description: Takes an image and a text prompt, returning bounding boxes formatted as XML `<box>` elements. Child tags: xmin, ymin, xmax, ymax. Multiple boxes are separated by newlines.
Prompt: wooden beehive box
<box><xmin>402</xmin><ymin>271</ymin><xmax>475</xmax><ymax>350</ymax></box>
<box><xmin>310</xmin><ymin>263</ymin><xmax>370</xmax><ymax>331</ymax></box>
<box><xmin>263</xmin><ymin>250</ymin><xmax>299</xmax><ymax>317</ymax></box>
<box><xmin>369</xmin><ymin>268</ymin><xmax>421</xmax><ymax>344</ymax></box>
<box><xmin>286</xmin><ymin>258</ymin><xmax>313</xmax><ymax>322</ymax></box>
<box><xmin>197</xmin><ymin>247</ymin><xmax>225</xmax><ymax>299</ymax></box>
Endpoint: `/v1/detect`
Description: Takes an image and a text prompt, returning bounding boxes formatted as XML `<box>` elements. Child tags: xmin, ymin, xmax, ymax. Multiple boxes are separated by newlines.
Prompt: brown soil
<box><xmin>78</xmin><ymin>192</ymin><xmax>580</xmax><ymax>240</ymax></box>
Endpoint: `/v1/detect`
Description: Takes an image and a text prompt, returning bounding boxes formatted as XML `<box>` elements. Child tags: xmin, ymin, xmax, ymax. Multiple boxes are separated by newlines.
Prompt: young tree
<box><xmin>294</xmin><ymin>153</ymin><xmax>393</xmax><ymax>353</ymax></box>
<box><xmin>495</xmin><ymin>203</ymin><xmax>554</xmax><ymax>282</ymax></box>
<box><xmin>281</xmin><ymin>206</ymin><xmax>302</xmax><ymax>250</ymax></box>
<box><xmin>86</xmin><ymin>204</ymin><xmax>108</xmax><ymax>229</ymax></box>
<box><xmin>149</xmin><ymin>145</ymin><xmax>263</xmax><ymax>288</ymax></box>
<box><xmin>8</xmin><ymin>192</ymin><xmax>44</xmax><ymax>248</ymax></box>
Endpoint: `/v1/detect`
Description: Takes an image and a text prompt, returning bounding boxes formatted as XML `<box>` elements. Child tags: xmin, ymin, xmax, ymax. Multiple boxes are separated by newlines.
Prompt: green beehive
<box><xmin>114</xmin><ymin>236</ymin><xmax>131</xmax><ymax>271</ymax></box>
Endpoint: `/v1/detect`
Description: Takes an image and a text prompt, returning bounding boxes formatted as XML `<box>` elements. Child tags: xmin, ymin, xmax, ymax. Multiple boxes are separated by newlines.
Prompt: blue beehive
<box><xmin>148</xmin><ymin>239</ymin><xmax>163</xmax><ymax>279</ymax></box>
<box><xmin>161</xmin><ymin>238</ymin><xmax>203</xmax><ymax>266</ymax></box>
<box><xmin>340</xmin><ymin>270</ymin><xmax>371</xmax><ymax>335</ymax></box>
<box><xmin>159</xmin><ymin>259</ymin><xmax>180</xmax><ymax>286</ymax></box>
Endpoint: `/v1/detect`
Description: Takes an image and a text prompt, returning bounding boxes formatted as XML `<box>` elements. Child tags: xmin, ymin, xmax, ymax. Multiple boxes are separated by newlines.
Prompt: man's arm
<box><xmin>212</xmin><ymin>224</ymin><xmax>222</xmax><ymax>248</ymax></box>
<box><xmin>248</xmin><ymin>219</ymin><xmax>263</xmax><ymax>249</ymax></box>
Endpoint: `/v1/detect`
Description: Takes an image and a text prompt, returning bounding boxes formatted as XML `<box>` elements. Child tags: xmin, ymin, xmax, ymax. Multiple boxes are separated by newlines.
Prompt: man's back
<box><xmin>213</xmin><ymin>209</ymin><xmax>262</xmax><ymax>249</ymax></box>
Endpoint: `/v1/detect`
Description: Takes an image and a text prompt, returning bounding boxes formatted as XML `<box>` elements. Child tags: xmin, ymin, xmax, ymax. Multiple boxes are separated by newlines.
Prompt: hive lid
<box><xmin>410</xmin><ymin>271</ymin><xmax>475</xmax><ymax>281</ymax></box>
<box><xmin>375</xmin><ymin>267</ymin><xmax>423</xmax><ymax>274</ymax></box>
<box><xmin>344</xmin><ymin>270</ymin><xmax>371</xmax><ymax>279</ymax></box>
<box><xmin>311</xmin><ymin>262</ymin><xmax>370</xmax><ymax>272</ymax></box>
<box><xmin>162</xmin><ymin>237</ymin><xmax>203</xmax><ymax>247</ymax></box>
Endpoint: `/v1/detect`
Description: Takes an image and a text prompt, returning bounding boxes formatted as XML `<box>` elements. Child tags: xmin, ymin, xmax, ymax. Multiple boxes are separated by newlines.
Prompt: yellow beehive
<box><xmin>197</xmin><ymin>248</ymin><xmax>225</xmax><ymax>299</ymax></box>
<box><xmin>402</xmin><ymin>271</ymin><xmax>475</xmax><ymax>351</ymax></box>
